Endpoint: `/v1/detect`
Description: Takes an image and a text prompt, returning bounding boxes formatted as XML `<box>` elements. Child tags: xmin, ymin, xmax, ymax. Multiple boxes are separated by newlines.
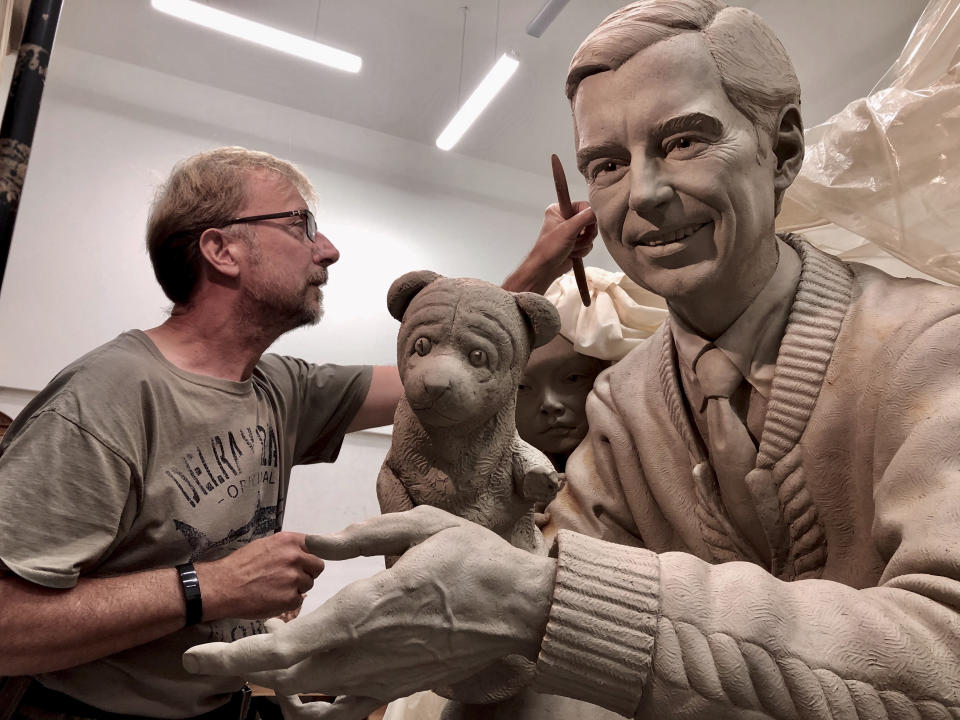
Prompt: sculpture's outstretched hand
<box><xmin>278</xmin><ymin>695</ymin><xmax>383</xmax><ymax>720</ymax></box>
<box><xmin>252</xmin><ymin>619</ymin><xmax>383</xmax><ymax>720</ymax></box>
<box><xmin>183</xmin><ymin>506</ymin><xmax>556</xmax><ymax>703</ymax></box>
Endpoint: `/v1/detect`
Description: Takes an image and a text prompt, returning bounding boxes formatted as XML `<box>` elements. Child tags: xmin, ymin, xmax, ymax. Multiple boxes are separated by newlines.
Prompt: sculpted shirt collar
<box><xmin>671</xmin><ymin>237</ymin><xmax>801</xmax><ymax>402</ymax></box>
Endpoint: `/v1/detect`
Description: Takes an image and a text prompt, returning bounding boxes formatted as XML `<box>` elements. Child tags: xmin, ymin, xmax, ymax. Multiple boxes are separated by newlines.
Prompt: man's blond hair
<box><xmin>146</xmin><ymin>147</ymin><xmax>317</xmax><ymax>305</ymax></box>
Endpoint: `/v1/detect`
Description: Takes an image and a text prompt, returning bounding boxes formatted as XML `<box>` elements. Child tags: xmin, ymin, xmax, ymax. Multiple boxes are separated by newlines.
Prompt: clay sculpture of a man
<box><xmin>185</xmin><ymin>1</ymin><xmax>960</xmax><ymax>717</ymax></box>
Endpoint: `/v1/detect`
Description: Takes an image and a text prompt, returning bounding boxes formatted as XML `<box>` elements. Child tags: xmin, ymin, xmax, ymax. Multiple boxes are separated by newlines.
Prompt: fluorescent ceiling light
<box><xmin>151</xmin><ymin>0</ymin><xmax>361</xmax><ymax>73</ymax></box>
<box><xmin>436</xmin><ymin>52</ymin><xmax>519</xmax><ymax>151</ymax></box>
<box><xmin>526</xmin><ymin>0</ymin><xmax>571</xmax><ymax>38</ymax></box>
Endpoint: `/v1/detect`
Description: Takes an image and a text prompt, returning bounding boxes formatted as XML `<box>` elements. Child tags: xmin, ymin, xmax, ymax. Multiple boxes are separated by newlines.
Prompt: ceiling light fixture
<box><xmin>151</xmin><ymin>0</ymin><xmax>361</xmax><ymax>73</ymax></box>
<box><xmin>525</xmin><ymin>0</ymin><xmax>571</xmax><ymax>38</ymax></box>
<box><xmin>436</xmin><ymin>52</ymin><xmax>519</xmax><ymax>151</ymax></box>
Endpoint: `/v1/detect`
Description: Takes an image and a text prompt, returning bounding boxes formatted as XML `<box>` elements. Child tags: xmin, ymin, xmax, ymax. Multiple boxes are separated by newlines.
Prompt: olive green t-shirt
<box><xmin>0</xmin><ymin>330</ymin><xmax>372</xmax><ymax>717</ymax></box>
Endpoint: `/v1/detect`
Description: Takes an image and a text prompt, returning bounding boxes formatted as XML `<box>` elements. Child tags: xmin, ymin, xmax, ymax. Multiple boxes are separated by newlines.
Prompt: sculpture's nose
<box><xmin>540</xmin><ymin>389</ymin><xmax>565</xmax><ymax>417</ymax></box>
<box><xmin>422</xmin><ymin>373</ymin><xmax>452</xmax><ymax>400</ymax></box>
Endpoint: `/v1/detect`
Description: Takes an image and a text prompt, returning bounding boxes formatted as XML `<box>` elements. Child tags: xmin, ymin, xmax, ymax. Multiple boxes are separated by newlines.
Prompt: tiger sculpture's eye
<box><xmin>414</xmin><ymin>337</ymin><xmax>431</xmax><ymax>356</ymax></box>
<box><xmin>469</xmin><ymin>349</ymin><xmax>487</xmax><ymax>367</ymax></box>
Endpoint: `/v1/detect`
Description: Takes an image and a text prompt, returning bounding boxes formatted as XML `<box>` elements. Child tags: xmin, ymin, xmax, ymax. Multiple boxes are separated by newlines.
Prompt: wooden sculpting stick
<box><xmin>551</xmin><ymin>154</ymin><xmax>591</xmax><ymax>307</ymax></box>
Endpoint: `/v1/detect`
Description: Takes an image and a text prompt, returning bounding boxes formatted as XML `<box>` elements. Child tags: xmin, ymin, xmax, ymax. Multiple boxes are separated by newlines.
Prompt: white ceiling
<box><xmin>54</xmin><ymin>0</ymin><xmax>928</xmax><ymax>176</ymax></box>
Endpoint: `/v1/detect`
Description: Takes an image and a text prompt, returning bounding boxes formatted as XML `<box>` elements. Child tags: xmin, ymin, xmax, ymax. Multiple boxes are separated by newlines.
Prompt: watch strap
<box><xmin>176</xmin><ymin>562</ymin><xmax>203</xmax><ymax>626</ymax></box>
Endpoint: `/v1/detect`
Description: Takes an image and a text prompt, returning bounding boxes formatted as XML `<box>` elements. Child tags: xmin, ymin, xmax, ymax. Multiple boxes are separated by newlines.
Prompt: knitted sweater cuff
<box><xmin>531</xmin><ymin>530</ymin><xmax>660</xmax><ymax>717</ymax></box>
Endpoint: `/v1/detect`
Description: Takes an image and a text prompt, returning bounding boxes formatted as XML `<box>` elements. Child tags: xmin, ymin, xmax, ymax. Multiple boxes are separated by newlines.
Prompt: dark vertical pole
<box><xmin>0</xmin><ymin>0</ymin><xmax>62</xmax><ymax>296</ymax></box>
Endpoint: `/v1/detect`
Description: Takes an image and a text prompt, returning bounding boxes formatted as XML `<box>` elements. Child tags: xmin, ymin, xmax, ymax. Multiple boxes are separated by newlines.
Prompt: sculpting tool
<box><xmin>550</xmin><ymin>153</ymin><xmax>591</xmax><ymax>306</ymax></box>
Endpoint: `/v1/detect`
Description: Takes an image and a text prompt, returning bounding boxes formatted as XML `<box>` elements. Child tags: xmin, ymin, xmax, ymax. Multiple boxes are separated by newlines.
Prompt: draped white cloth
<box><xmin>544</xmin><ymin>267</ymin><xmax>667</xmax><ymax>362</ymax></box>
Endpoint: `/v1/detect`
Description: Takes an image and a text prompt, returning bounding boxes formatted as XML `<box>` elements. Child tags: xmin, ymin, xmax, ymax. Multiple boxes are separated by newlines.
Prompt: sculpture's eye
<box><xmin>469</xmin><ymin>349</ymin><xmax>487</xmax><ymax>367</ymax></box>
<box><xmin>414</xmin><ymin>337</ymin><xmax>431</xmax><ymax>356</ymax></box>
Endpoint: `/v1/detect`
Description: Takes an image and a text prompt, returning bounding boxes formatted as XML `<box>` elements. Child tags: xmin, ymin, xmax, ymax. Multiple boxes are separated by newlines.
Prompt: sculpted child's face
<box><xmin>516</xmin><ymin>334</ymin><xmax>607</xmax><ymax>456</ymax></box>
<box><xmin>572</xmin><ymin>32</ymin><xmax>781</xmax><ymax>307</ymax></box>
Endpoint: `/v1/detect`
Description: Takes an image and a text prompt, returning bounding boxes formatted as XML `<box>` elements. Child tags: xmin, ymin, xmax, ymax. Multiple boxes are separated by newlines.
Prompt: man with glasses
<box><xmin>0</xmin><ymin>147</ymin><xmax>406</xmax><ymax>718</ymax></box>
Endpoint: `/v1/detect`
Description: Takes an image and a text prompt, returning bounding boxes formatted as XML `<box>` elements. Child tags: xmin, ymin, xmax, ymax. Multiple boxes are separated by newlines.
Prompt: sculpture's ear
<box><xmin>387</xmin><ymin>270</ymin><xmax>441</xmax><ymax>321</ymax></box>
<box><xmin>773</xmin><ymin>103</ymin><xmax>804</xmax><ymax>214</ymax></box>
<box><xmin>514</xmin><ymin>292</ymin><xmax>560</xmax><ymax>348</ymax></box>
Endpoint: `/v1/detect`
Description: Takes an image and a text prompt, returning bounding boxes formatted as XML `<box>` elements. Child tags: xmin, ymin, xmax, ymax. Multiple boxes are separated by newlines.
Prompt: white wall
<box><xmin>283</xmin><ymin>432</ymin><xmax>391</xmax><ymax>612</ymax></box>
<box><xmin>0</xmin><ymin>46</ymin><xmax>614</xmax><ymax>603</ymax></box>
<box><xmin>0</xmin><ymin>46</ymin><xmax>611</xmax><ymax>389</ymax></box>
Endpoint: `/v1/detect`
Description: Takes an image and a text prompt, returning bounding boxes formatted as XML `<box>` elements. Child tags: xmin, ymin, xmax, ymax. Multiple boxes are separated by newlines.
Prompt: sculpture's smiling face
<box><xmin>572</xmin><ymin>32</ymin><xmax>780</xmax><ymax>305</ymax></box>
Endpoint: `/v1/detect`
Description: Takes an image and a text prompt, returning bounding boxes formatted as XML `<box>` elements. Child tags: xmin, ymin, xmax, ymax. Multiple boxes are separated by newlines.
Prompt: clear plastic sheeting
<box><xmin>777</xmin><ymin>0</ymin><xmax>960</xmax><ymax>285</ymax></box>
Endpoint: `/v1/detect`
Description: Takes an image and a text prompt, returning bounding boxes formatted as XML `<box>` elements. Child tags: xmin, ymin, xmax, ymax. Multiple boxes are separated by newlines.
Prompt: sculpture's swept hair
<box><xmin>146</xmin><ymin>146</ymin><xmax>317</xmax><ymax>305</ymax></box>
<box><xmin>566</xmin><ymin>0</ymin><xmax>800</xmax><ymax>145</ymax></box>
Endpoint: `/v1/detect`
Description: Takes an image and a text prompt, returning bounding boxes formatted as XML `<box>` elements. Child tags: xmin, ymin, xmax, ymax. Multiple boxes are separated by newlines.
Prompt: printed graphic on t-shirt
<box><xmin>162</xmin><ymin>423</ymin><xmax>280</xmax><ymax>508</ymax></box>
<box><xmin>174</xmin><ymin>496</ymin><xmax>278</xmax><ymax>562</ymax></box>
<box><xmin>163</xmin><ymin>423</ymin><xmax>284</xmax><ymax>643</ymax></box>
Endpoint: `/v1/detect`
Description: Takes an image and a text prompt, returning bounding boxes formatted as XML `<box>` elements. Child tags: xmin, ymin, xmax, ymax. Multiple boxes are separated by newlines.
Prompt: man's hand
<box><xmin>183</xmin><ymin>507</ymin><xmax>557</xmax><ymax>703</ymax></box>
<box><xmin>198</xmin><ymin>532</ymin><xmax>324</xmax><ymax>621</ymax></box>
<box><xmin>503</xmin><ymin>202</ymin><xmax>597</xmax><ymax>293</ymax></box>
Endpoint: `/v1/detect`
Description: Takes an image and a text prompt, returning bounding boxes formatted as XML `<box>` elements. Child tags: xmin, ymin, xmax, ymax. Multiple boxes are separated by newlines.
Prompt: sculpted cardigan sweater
<box><xmin>532</xmin><ymin>237</ymin><xmax>960</xmax><ymax>718</ymax></box>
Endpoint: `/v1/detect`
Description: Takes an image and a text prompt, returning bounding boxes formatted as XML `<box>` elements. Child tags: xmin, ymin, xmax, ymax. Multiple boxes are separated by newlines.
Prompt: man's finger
<box><xmin>560</xmin><ymin>207</ymin><xmax>596</xmax><ymax>234</ymax></box>
<box><xmin>305</xmin><ymin>506</ymin><xmax>467</xmax><ymax>560</ymax></box>
<box><xmin>304</xmin><ymin>554</ymin><xmax>325</xmax><ymax>578</ymax></box>
<box><xmin>571</xmin><ymin>244</ymin><xmax>595</xmax><ymax>259</ymax></box>
<box><xmin>297</xmin><ymin>573</ymin><xmax>318</xmax><ymax>595</ymax></box>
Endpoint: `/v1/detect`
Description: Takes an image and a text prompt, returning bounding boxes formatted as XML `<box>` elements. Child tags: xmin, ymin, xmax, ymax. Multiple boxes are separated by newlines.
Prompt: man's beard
<box><xmin>241</xmin><ymin>269</ymin><xmax>327</xmax><ymax>336</ymax></box>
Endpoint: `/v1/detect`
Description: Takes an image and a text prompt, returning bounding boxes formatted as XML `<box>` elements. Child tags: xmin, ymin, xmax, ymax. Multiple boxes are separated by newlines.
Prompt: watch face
<box><xmin>179</xmin><ymin>563</ymin><xmax>200</xmax><ymax>590</ymax></box>
<box><xmin>178</xmin><ymin>563</ymin><xmax>203</xmax><ymax>624</ymax></box>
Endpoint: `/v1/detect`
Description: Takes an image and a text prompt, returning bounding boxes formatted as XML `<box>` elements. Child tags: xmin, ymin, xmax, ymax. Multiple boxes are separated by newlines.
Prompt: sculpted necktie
<box><xmin>694</xmin><ymin>345</ymin><xmax>769</xmax><ymax>562</ymax></box>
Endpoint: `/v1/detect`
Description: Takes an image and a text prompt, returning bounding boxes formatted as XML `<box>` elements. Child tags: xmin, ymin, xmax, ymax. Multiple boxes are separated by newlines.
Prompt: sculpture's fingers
<box><xmin>264</xmin><ymin>617</ymin><xmax>286</xmax><ymax>634</ymax></box>
<box><xmin>305</xmin><ymin>506</ymin><xmax>468</xmax><ymax>560</ymax></box>
<box><xmin>242</xmin><ymin>654</ymin><xmax>372</xmax><ymax>700</ymax></box>
<box><xmin>183</xmin><ymin>622</ymin><xmax>317</xmax><ymax>677</ymax></box>
<box><xmin>273</xmin><ymin>691</ymin><xmax>373</xmax><ymax>720</ymax></box>
<box><xmin>273</xmin><ymin>693</ymin><xmax>316</xmax><ymax>720</ymax></box>
<box><xmin>308</xmin><ymin>696</ymin><xmax>385</xmax><ymax>720</ymax></box>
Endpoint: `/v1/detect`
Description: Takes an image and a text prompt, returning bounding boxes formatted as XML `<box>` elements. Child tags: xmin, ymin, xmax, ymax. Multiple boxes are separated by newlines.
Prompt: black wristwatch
<box><xmin>176</xmin><ymin>562</ymin><xmax>203</xmax><ymax>626</ymax></box>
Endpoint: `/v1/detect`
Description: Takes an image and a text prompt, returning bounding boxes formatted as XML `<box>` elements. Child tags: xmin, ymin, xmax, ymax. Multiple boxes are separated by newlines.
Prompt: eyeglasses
<box><xmin>222</xmin><ymin>209</ymin><xmax>318</xmax><ymax>243</ymax></box>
